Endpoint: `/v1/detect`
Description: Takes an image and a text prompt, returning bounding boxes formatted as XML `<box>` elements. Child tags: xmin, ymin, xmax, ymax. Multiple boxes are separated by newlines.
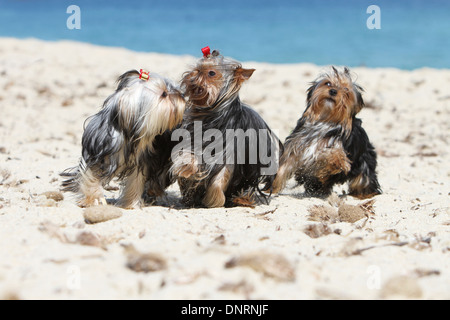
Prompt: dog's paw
<box><xmin>78</xmin><ymin>196</ymin><xmax>107</xmax><ymax>208</ymax></box>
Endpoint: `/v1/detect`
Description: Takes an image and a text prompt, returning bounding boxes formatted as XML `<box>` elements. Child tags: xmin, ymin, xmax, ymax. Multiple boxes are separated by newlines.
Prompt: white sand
<box><xmin>0</xmin><ymin>38</ymin><xmax>448</xmax><ymax>300</ymax></box>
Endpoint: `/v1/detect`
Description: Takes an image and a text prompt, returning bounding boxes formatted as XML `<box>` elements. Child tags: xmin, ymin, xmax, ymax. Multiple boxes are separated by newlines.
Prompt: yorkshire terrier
<box><xmin>272</xmin><ymin>67</ymin><xmax>381</xmax><ymax>199</ymax></box>
<box><xmin>170</xmin><ymin>47</ymin><xmax>282</xmax><ymax>208</ymax></box>
<box><xmin>62</xmin><ymin>69</ymin><xmax>185</xmax><ymax>208</ymax></box>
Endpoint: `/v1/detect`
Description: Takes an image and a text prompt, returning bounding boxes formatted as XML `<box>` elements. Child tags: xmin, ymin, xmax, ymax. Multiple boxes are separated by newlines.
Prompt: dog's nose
<box><xmin>329</xmin><ymin>89</ymin><xmax>338</xmax><ymax>96</ymax></box>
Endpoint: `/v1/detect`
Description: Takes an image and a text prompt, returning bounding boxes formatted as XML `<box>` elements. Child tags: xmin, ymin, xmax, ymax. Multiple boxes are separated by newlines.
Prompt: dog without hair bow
<box><xmin>139</xmin><ymin>69</ymin><xmax>150</xmax><ymax>81</ymax></box>
<box><xmin>201</xmin><ymin>46</ymin><xmax>211</xmax><ymax>58</ymax></box>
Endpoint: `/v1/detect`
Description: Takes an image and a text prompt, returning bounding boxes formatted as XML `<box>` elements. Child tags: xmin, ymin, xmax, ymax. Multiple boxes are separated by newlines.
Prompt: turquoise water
<box><xmin>0</xmin><ymin>0</ymin><xmax>449</xmax><ymax>69</ymax></box>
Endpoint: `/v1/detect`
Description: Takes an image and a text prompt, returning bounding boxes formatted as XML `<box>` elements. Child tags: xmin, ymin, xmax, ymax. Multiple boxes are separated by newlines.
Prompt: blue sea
<box><xmin>0</xmin><ymin>0</ymin><xmax>449</xmax><ymax>69</ymax></box>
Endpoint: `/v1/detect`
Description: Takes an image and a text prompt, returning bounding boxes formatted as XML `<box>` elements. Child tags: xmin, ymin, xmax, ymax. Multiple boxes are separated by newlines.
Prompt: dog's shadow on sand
<box><xmin>101</xmin><ymin>181</ymin><xmax>350</xmax><ymax>210</ymax></box>
<box><xmin>103</xmin><ymin>191</ymin><xmax>185</xmax><ymax>210</ymax></box>
<box><xmin>91</xmin><ymin>186</ymin><xmax>349</xmax><ymax>210</ymax></box>
<box><xmin>144</xmin><ymin>191</ymin><xmax>186</xmax><ymax>209</ymax></box>
<box><xmin>275</xmin><ymin>187</ymin><xmax>349</xmax><ymax>202</ymax></box>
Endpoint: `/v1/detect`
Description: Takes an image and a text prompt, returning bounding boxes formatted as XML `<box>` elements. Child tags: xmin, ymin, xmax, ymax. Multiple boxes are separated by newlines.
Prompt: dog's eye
<box><xmin>325</xmin><ymin>82</ymin><xmax>332</xmax><ymax>87</ymax></box>
<box><xmin>208</xmin><ymin>71</ymin><xmax>216</xmax><ymax>77</ymax></box>
<box><xmin>161</xmin><ymin>91</ymin><xmax>168</xmax><ymax>98</ymax></box>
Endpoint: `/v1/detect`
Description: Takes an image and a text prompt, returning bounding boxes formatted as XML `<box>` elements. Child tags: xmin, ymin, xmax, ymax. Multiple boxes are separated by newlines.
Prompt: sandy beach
<box><xmin>0</xmin><ymin>38</ymin><xmax>448</xmax><ymax>300</ymax></box>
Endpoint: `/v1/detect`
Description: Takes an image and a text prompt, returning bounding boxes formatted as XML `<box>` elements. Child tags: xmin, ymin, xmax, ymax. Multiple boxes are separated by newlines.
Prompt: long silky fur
<box><xmin>61</xmin><ymin>70</ymin><xmax>185</xmax><ymax>208</ymax></box>
<box><xmin>289</xmin><ymin>117</ymin><xmax>381</xmax><ymax>197</ymax></box>
<box><xmin>273</xmin><ymin>67</ymin><xmax>381</xmax><ymax>198</ymax></box>
<box><xmin>180</xmin><ymin>98</ymin><xmax>282</xmax><ymax>207</ymax></box>
<box><xmin>173</xmin><ymin>53</ymin><xmax>283</xmax><ymax>207</ymax></box>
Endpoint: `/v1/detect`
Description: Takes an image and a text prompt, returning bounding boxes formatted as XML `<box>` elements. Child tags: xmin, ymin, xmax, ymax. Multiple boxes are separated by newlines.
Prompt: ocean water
<box><xmin>0</xmin><ymin>0</ymin><xmax>449</xmax><ymax>69</ymax></box>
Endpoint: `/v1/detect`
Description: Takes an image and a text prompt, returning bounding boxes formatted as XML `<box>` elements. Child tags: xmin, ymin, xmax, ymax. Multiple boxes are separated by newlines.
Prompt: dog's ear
<box><xmin>331</xmin><ymin>66</ymin><xmax>340</xmax><ymax>79</ymax></box>
<box><xmin>116</xmin><ymin>70</ymin><xmax>140</xmax><ymax>91</ymax></box>
<box><xmin>302</xmin><ymin>81</ymin><xmax>319</xmax><ymax>116</ymax></box>
<box><xmin>235</xmin><ymin>68</ymin><xmax>255</xmax><ymax>82</ymax></box>
<box><xmin>306</xmin><ymin>81</ymin><xmax>318</xmax><ymax>103</ymax></box>
<box><xmin>343</xmin><ymin>67</ymin><xmax>354</xmax><ymax>82</ymax></box>
<box><xmin>354</xmin><ymin>84</ymin><xmax>365</xmax><ymax>115</ymax></box>
<box><xmin>344</xmin><ymin>67</ymin><xmax>350</xmax><ymax>75</ymax></box>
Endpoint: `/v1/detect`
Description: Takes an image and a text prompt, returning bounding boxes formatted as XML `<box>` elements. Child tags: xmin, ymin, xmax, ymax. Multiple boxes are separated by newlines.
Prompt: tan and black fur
<box><xmin>272</xmin><ymin>67</ymin><xmax>381</xmax><ymax>199</ymax></box>
<box><xmin>171</xmin><ymin>49</ymin><xmax>282</xmax><ymax>208</ymax></box>
<box><xmin>62</xmin><ymin>70</ymin><xmax>185</xmax><ymax>208</ymax></box>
